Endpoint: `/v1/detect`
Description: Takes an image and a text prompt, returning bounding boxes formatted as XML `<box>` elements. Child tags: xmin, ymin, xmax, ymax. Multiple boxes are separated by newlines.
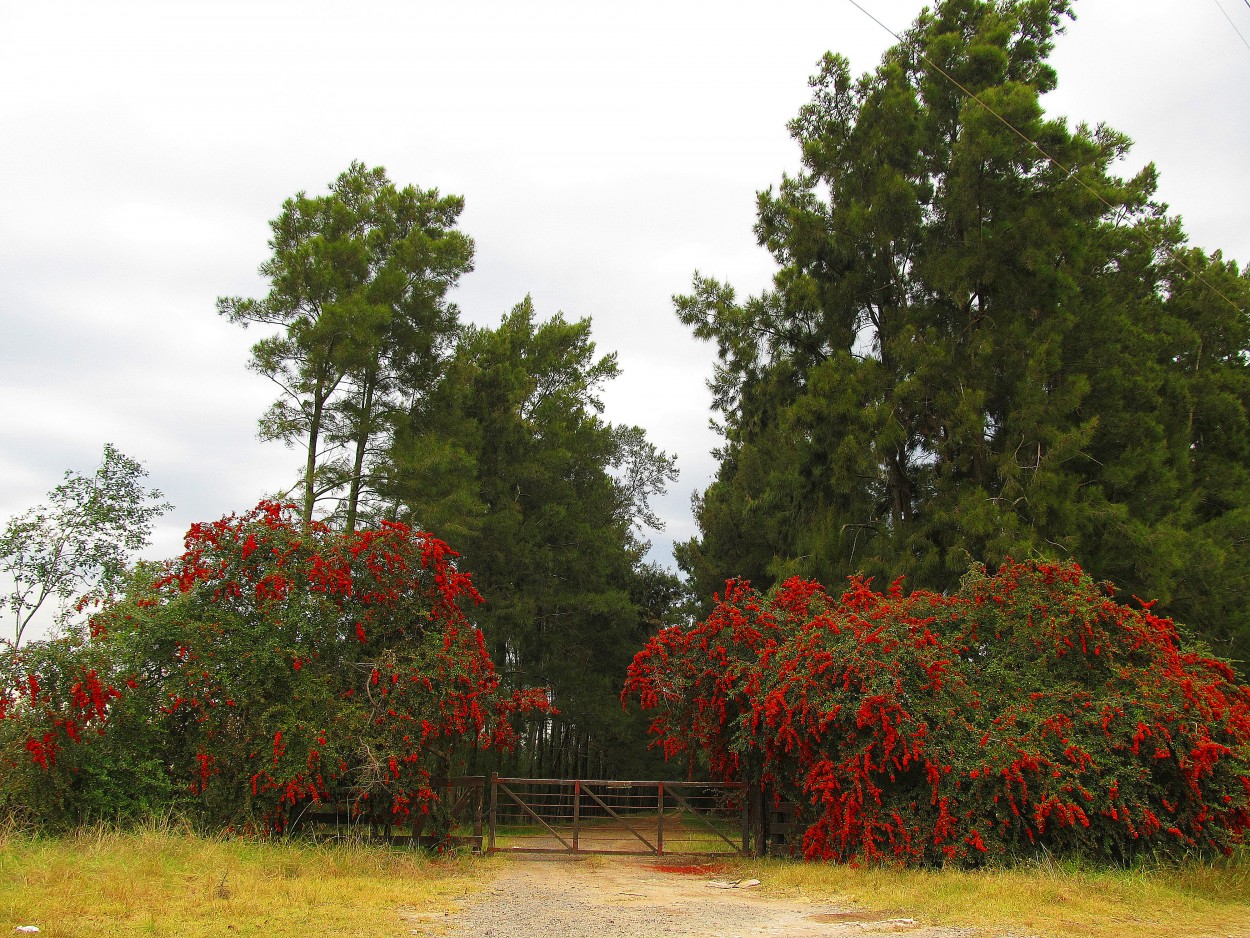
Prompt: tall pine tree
<box><xmin>677</xmin><ymin>0</ymin><xmax>1250</xmax><ymax>671</ymax></box>
<box><xmin>384</xmin><ymin>299</ymin><xmax>680</xmax><ymax>776</ymax></box>
<box><xmin>219</xmin><ymin>162</ymin><xmax>473</xmax><ymax>531</ymax></box>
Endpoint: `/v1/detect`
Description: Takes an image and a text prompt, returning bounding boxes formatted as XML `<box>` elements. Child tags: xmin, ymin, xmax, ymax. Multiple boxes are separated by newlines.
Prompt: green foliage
<box><xmin>626</xmin><ymin>560</ymin><xmax>1250</xmax><ymax>866</ymax></box>
<box><xmin>0</xmin><ymin>444</ymin><xmax>170</xmax><ymax>651</ymax></box>
<box><xmin>675</xmin><ymin>0</ymin><xmax>1250</xmax><ymax>674</ymax></box>
<box><xmin>0</xmin><ymin>620</ymin><xmax>177</xmax><ymax>826</ymax></box>
<box><xmin>1</xmin><ymin>503</ymin><xmax>548</xmax><ymax>833</ymax></box>
<box><xmin>386</xmin><ymin>298</ymin><xmax>680</xmax><ymax>777</ymax></box>
<box><xmin>219</xmin><ymin>162</ymin><xmax>474</xmax><ymax>530</ymax></box>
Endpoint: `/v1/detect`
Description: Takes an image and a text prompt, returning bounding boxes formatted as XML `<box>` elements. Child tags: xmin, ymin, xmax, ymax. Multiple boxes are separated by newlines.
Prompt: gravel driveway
<box><xmin>415</xmin><ymin>854</ymin><xmax>975</xmax><ymax>938</ymax></box>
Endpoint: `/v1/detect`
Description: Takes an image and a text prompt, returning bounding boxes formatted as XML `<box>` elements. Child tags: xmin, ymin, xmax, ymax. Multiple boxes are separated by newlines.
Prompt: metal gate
<box><xmin>485</xmin><ymin>775</ymin><xmax>748</xmax><ymax>855</ymax></box>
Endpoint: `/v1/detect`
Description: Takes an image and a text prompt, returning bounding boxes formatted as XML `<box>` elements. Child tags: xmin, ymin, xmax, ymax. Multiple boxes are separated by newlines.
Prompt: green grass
<box><xmin>5</xmin><ymin>822</ymin><xmax>1248</xmax><ymax>937</ymax></box>
<box><xmin>0</xmin><ymin>821</ymin><xmax>490</xmax><ymax>938</ymax></box>
<box><xmin>739</xmin><ymin>851</ymin><xmax>1250</xmax><ymax>938</ymax></box>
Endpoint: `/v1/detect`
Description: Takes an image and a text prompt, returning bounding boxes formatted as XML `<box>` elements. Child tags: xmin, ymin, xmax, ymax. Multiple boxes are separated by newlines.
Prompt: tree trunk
<box><xmin>303</xmin><ymin>378</ymin><xmax>328</xmax><ymax>530</ymax></box>
<box><xmin>345</xmin><ymin>375</ymin><xmax>377</xmax><ymax>534</ymax></box>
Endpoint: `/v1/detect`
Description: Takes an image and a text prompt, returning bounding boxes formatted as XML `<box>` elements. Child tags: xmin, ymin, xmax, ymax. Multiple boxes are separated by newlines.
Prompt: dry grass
<box><xmin>5</xmin><ymin>821</ymin><xmax>1249</xmax><ymax>937</ymax></box>
<box><xmin>0</xmin><ymin>821</ymin><xmax>490</xmax><ymax>938</ymax></box>
<box><xmin>740</xmin><ymin>851</ymin><xmax>1250</xmax><ymax>937</ymax></box>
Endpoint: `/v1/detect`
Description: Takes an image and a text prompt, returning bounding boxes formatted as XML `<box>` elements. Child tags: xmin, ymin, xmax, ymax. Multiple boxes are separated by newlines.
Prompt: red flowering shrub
<box><xmin>3</xmin><ymin>501</ymin><xmax>549</xmax><ymax>833</ymax></box>
<box><xmin>624</xmin><ymin>560</ymin><xmax>1250</xmax><ymax>865</ymax></box>
<box><xmin>0</xmin><ymin>635</ymin><xmax>133</xmax><ymax>824</ymax></box>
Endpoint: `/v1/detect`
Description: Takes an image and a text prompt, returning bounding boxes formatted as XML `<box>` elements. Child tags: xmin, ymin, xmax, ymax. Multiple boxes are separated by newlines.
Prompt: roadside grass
<box><xmin>6</xmin><ymin>821</ymin><xmax>1249</xmax><ymax>937</ymax></box>
<box><xmin>740</xmin><ymin>850</ymin><xmax>1250</xmax><ymax>938</ymax></box>
<box><xmin>0</xmin><ymin>821</ymin><xmax>490</xmax><ymax>938</ymax></box>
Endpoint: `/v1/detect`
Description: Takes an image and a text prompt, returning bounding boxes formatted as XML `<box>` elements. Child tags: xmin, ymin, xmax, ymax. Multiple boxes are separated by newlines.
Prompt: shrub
<box><xmin>0</xmin><ymin>632</ymin><xmax>173</xmax><ymax>825</ymax></box>
<box><xmin>624</xmin><ymin>560</ymin><xmax>1250</xmax><ymax>865</ymax></box>
<box><xmin>2</xmin><ymin>501</ymin><xmax>549</xmax><ymax>833</ymax></box>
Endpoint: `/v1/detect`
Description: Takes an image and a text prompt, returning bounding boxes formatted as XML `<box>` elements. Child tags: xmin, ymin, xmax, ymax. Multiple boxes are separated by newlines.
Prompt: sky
<box><xmin>2</xmin><ymin>0</ymin><xmax>1249</xmax><ymax>641</ymax></box>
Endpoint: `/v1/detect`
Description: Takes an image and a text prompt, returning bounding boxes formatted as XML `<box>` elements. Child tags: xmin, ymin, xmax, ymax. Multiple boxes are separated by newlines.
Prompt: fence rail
<box><xmin>292</xmin><ymin>774</ymin><xmax>751</xmax><ymax>856</ymax></box>
<box><xmin>486</xmin><ymin>775</ymin><xmax>748</xmax><ymax>856</ymax></box>
<box><xmin>296</xmin><ymin>775</ymin><xmax>485</xmax><ymax>850</ymax></box>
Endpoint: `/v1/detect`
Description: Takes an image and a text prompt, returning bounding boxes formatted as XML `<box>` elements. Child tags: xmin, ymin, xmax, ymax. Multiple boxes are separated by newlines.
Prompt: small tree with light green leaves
<box><xmin>0</xmin><ymin>444</ymin><xmax>170</xmax><ymax>651</ymax></box>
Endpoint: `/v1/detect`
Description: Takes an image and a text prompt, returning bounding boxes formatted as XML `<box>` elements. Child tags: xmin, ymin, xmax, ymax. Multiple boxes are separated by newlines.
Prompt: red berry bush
<box><xmin>624</xmin><ymin>560</ymin><xmax>1250</xmax><ymax>864</ymax></box>
<box><xmin>1</xmin><ymin>501</ymin><xmax>549</xmax><ymax>832</ymax></box>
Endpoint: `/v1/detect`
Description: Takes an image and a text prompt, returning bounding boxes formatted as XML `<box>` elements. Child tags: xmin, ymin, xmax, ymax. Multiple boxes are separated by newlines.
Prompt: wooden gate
<box><xmin>485</xmin><ymin>775</ymin><xmax>748</xmax><ymax>855</ymax></box>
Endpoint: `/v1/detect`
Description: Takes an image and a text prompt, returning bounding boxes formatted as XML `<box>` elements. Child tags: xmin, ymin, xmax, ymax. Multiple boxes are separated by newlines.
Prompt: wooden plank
<box><xmin>657</xmin><ymin>783</ymin><xmax>665</xmax><ymax>856</ymax></box>
<box><xmin>497</xmin><ymin>846</ymin><xmax>664</xmax><ymax>856</ymax></box>
<box><xmin>741</xmin><ymin>786</ymin><xmax>750</xmax><ymax>855</ymax></box>
<box><xmin>488</xmin><ymin>771</ymin><xmax>498</xmax><ymax>851</ymax></box>
<box><xmin>495</xmin><ymin>777</ymin><xmax>742</xmax><ymax>788</ymax></box>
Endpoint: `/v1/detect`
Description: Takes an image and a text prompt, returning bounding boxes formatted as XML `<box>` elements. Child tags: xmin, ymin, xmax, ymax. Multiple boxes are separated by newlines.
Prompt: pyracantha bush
<box><xmin>3</xmin><ymin>501</ymin><xmax>550</xmax><ymax>833</ymax></box>
<box><xmin>624</xmin><ymin>560</ymin><xmax>1250</xmax><ymax>865</ymax></box>
<box><xmin>0</xmin><ymin>632</ymin><xmax>150</xmax><ymax>826</ymax></box>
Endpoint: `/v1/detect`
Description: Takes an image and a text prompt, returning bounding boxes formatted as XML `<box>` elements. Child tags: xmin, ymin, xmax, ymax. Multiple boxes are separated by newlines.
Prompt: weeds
<box><xmin>0</xmin><ymin>824</ymin><xmax>488</xmax><ymax>938</ymax></box>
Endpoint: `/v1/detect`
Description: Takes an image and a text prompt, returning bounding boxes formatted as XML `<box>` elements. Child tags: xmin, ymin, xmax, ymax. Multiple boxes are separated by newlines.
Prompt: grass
<box><xmin>737</xmin><ymin>851</ymin><xmax>1250</xmax><ymax>938</ymax></box>
<box><xmin>0</xmin><ymin>821</ymin><xmax>491</xmax><ymax>938</ymax></box>
<box><xmin>5</xmin><ymin>821</ymin><xmax>1249</xmax><ymax>937</ymax></box>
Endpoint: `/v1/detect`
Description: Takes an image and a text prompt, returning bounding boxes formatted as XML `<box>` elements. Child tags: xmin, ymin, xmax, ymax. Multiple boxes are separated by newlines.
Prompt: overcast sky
<box><xmin>3</xmin><ymin>0</ymin><xmax>1249</xmax><ymax>640</ymax></box>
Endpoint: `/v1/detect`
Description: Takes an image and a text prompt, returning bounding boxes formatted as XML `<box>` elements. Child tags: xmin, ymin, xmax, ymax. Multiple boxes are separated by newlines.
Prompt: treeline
<box><xmin>1</xmin><ymin>164</ymin><xmax>686</xmax><ymax>827</ymax></box>
<box><xmin>216</xmin><ymin>163</ymin><xmax>683</xmax><ymax>782</ymax></box>
<box><xmin>4</xmin><ymin>0</ymin><xmax>1250</xmax><ymax>841</ymax></box>
<box><xmin>674</xmin><ymin>0</ymin><xmax>1250</xmax><ymax>676</ymax></box>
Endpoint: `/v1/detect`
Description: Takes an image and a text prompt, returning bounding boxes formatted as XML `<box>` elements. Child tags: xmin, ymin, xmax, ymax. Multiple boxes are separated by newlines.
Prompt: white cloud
<box><xmin>2</xmin><ymin>0</ymin><xmax>1247</xmax><ymax>647</ymax></box>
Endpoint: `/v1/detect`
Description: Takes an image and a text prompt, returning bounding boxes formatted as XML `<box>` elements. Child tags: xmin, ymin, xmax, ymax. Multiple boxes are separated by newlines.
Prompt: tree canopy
<box><xmin>675</xmin><ymin>0</ymin><xmax>1250</xmax><ymax>672</ymax></box>
<box><xmin>385</xmin><ymin>298</ymin><xmax>680</xmax><ymax>777</ymax></box>
<box><xmin>0</xmin><ymin>444</ymin><xmax>170</xmax><ymax>651</ymax></box>
<box><xmin>219</xmin><ymin>162</ymin><xmax>474</xmax><ymax>531</ymax></box>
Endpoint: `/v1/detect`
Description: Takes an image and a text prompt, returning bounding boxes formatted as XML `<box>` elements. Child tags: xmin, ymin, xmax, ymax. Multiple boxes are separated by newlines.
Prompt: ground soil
<box><xmin>406</xmin><ymin>853</ymin><xmax>977</xmax><ymax>938</ymax></box>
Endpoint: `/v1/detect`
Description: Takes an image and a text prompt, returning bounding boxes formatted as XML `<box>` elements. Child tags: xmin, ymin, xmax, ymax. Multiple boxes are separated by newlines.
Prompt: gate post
<box><xmin>487</xmin><ymin>772</ymin><xmax>498</xmax><ymax>852</ymax></box>
<box><xmin>573</xmin><ymin>780</ymin><xmax>581</xmax><ymax>853</ymax></box>
<box><xmin>657</xmin><ymin>782</ymin><xmax>664</xmax><ymax>856</ymax></box>
<box><xmin>741</xmin><ymin>783</ymin><xmax>750</xmax><ymax>855</ymax></box>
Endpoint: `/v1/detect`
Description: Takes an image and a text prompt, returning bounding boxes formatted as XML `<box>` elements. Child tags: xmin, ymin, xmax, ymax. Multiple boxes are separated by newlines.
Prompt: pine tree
<box><xmin>385</xmin><ymin>298</ymin><xmax>679</xmax><ymax>774</ymax></box>
<box><xmin>219</xmin><ymin>162</ymin><xmax>473</xmax><ymax>530</ymax></box>
<box><xmin>677</xmin><ymin>0</ymin><xmax>1250</xmax><ymax>671</ymax></box>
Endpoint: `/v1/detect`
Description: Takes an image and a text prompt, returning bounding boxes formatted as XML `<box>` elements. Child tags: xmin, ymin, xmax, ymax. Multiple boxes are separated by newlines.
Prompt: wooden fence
<box><xmin>294</xmin><ymin>774</ymin><xmax>755</xmax><ymax>856</ymax></box>
<box><xmin>485</xmin><ymin>775</ymin><xmax>748</xmax><ymax>856</ymax></box>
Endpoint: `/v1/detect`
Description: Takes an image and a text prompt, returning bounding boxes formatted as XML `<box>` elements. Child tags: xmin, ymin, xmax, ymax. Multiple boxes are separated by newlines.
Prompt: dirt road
<box><xmin>415</xmin><ymin>854</ymin><xmax>975</xmax><ymax>938</ymax></box>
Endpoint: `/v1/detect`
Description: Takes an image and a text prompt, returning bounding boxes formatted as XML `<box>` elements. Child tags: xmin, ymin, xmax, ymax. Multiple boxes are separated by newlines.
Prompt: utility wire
<box><xmin>1211</xmin><ymin>0</ymin><xmax>1250</xmax><ymax>53</ymax></box>
<box><xmin>844</xmin><ymin>0</ymin><xmax>1246</xmax><ymax>314</ymax></box>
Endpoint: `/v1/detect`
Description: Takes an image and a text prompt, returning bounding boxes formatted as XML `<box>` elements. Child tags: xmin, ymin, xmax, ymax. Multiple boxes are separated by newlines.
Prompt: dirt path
<box><xmin>413</xmin><ymin>854</ymin><xmax>977</xmax><ymax>938</ymax></box>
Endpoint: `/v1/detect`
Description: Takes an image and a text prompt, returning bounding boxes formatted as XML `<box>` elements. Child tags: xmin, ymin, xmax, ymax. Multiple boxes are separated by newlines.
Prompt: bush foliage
<box><xmin>1</xmin><ymin>501</ymin><xmax>548</xmax><ymax>832</ymax></box>
<box><xmin>625</xmin><ymin>560</ymin><xmax>1250</xmax><ymax>865</ymax></box>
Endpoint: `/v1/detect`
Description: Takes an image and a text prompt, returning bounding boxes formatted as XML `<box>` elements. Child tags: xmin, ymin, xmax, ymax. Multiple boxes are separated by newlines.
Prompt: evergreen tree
<box><xmin>677</xmin><ymin>0</ymin><xmax>1250</xmax><ymax>671</ymax></box>
<box><xmin>219</xmin><ymin>162</ymin><xmax>473</xmax><ymax>530</ymax></box>
<box><xmin>385</xmin><ymin>299</ymin><xmax>679</xmax><ymax>776</ymax></box>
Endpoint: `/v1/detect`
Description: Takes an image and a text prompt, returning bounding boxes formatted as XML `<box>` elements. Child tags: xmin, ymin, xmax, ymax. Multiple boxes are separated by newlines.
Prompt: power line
<box><xmin>1211</xmin><ymin>0</ymin><xmax>1250</xmax><ymax>53</ymax></box>
<box><xmin>843</xmin><ymin>0</ymin><xmax>1246</xmax><ymax>315</ymax></box>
